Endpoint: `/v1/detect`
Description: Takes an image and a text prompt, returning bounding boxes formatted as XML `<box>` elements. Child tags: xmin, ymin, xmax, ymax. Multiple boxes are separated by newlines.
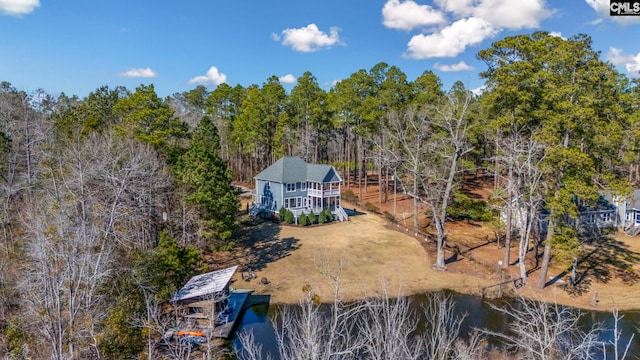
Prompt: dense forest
<box><xmin>0</xmin><ymin>31</ymin><xmax>639</xmax><ymax>358</ymax></box>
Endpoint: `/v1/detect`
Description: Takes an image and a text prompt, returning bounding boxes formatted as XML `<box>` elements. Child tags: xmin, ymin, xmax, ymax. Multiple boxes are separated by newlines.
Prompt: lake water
<box><xmin>231</xmin><ymin>291</ymin><xmax>640</xmax><ymax>359</ymax></box>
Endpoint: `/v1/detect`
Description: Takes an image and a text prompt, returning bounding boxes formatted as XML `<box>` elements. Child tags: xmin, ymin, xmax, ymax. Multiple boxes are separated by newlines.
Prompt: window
<box><xmin>302</xmin><ymin>182</ymin><xmax>307</xmax><ymax>191</ymax></box>
<box><xmin>303</xmin><ymin>198</ymin><xmax>308</xmax><ymax>207</ymax></box>
<box><xmin>602</xmin><ymin>212</ymin><xmax>611</xmax><ymax>223</ymax></box>
<box><xmin>297</xmin><ymin>197</ymin><xmax>302</xmax><ymax>208</ymax></box>
<box><xmin>286</xmin><ymin>183</ymin><xmax>295</xmax><ymax>192</ymax></box>
<box><xmin>296</xmin><ymin>182</ymin><xmax>301</xmax><ymax>190</ymax></box>
<box><xmin>586</xmin><ymin>213</ymin><xmax>596</xmax><ymax>224</ymax></box>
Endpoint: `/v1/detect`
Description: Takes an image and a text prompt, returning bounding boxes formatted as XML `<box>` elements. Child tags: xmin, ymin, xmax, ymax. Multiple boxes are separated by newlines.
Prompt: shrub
<box><xmin>300</xmin><ymin>213</ymin><xmax>310</xmax><ymax>226</ymax></box>
<box><xmin>279</xmin><ymin>207</ymin><xmax>295</xmax><ymax>224</ymax></box>
<box><xmin>447</xmin><ymin>191</ymin><xmax>494</xmax><ymax>222</ymax></box>
<box><xmin>322</xmin><ymin>208</ymin><xmax>333</xmax><ymax>222</ymax></box>
<box><xmin>342</xmin><ymin>189</ymin><xmax>358</xmax><ymax>203</ymax></box>
<box><xmin>308</xmin><ymin>210</ymin><xmax>317</xmax><ymax>224</ymax></box>
<box><xmin>364</xmin><ymin>201</ymin><xmax>380</xmax><ymax>213</ymax></box>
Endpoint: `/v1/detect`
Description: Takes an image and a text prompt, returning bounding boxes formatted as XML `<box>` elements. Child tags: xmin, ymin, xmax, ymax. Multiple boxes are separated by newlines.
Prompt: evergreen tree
<box><xmin>176</xmin><ymin>116</ymin><xmax>239</xmax><ymax>242</ymax></box>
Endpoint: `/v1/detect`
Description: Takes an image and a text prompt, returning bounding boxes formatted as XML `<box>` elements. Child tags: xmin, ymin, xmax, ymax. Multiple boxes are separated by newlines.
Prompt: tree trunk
<box><xmin>413</xmin><ymin>175</ymin><xmax>419</xmax><ymax>230</ymax></box>
<box><xmin>363</xmin><ymin>148</ymin><xmax>368</xmax><ymax>194</ymax></box>
<box><xmin>518</xmin><ymin>205</ymin><xmax>536</xmax><ymax>282</ymax></box>
<box><xmin>358</xmin><ymin>137</ymin><xmax>363</xmax><ymax>201</ymax></box>
<box><xmin>570</xmin><ymin>257</ymin><xmax>578</xmax><ymax>287</ymax></box>
<box><xmin>536</xmin><ymin>226</ymin><xmax>553</xmax><ymax>289</ymax></box>
<box><xmin>494</xmin><ymin>132</ymin><xmax>499</xmax><ymax>189</ymax></box>
<box><xmin>504</xmin><ymin>165</ymin><xmax>513</xmax><ymax>267</ymax></box>
<box><xmin>434</xmin><ymin>216</ymin><xmax>446</xmax><ymax>270</ymax></box>
<box><xmin>378</xmin><ymin>150</ymin><xmax>382</xmax><ymax>204</ymax></box>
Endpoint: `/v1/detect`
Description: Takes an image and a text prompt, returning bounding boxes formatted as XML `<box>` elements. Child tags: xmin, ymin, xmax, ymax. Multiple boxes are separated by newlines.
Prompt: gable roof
<box><xmin>171</xmin><ymin>265</ymin><xmax>238</xmax><ymax>302</ymax></box>
<box><xmin>255</xmin><ymin>157</ymin><xmax>341</xmax><ymax>183</ymax></box>
<box><xmin>308</xmin><ymin>164</ymin><xmax>341</xmax><ymax>183</ymax></box>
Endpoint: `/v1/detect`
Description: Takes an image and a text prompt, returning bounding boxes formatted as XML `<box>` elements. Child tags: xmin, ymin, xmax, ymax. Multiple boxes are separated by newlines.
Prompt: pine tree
<box><xmin>176</xmin><ymin>116</ymin><xmax>239</xmax><ymax>242</ymax></box>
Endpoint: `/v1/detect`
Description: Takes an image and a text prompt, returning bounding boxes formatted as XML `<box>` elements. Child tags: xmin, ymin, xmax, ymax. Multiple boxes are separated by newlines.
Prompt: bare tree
<box><xmin>481</xmin><ymin>297</ymin><xmax>604</xmax><ymax>360</ymax></box>
<box><xmin>15</xmin><ymin>129</ymin><xmax>170</xmax><ymax>359</ymax></box>
<box><xmin>384</xmin><ymin>91</ymin><xmax>475</xmax><ymax>269</ymax></box>
<box><xmin>421</xmin><ymin>292</ymin><xmax>468</xmax><ymax>360</ymax></box>
<box><xmin>605</xmin><ymin>307</ymin><xmax>635</xmax><ymax>360</ymax></box>
<box><xmin>496</xmin><ymin>130</ymin><xmax>545</xmax><ymax>281</ymax></box>
<box><xmin>357</xmin><ymin>286</ymin><xmax>423</xmax><ymax>360</ymax></box>
<box><xmin>513</xmin><ymin>138</ymin><xmax>545</xmax><ymax>281</ymax></box>
<box><xmin>236</xmin><ymin>261</ymin><xmax>484</xmax><ymax>360</ymax></box>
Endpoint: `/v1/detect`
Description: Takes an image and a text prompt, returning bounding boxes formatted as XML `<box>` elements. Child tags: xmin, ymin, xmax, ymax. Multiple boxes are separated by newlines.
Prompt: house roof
<box><xmin>171</xmin><ymin>265</ymin><xmax>238</xmax><ymax>302</ymax></box>
<box><xmin>254</xmin><ymin>157</ymin><xmax>341</xmax><ymax>183</ymax></box>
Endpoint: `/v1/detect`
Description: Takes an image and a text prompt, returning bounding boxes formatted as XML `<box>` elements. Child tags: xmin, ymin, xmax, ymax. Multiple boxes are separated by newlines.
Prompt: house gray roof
<box><xmin>171</xmin><ymin>265</ymin><xmax>238</xmax><ymax>302</ymax></box>
<box><xmin>255</xmin><ymin>157</ymin><xmax>341</xmax><ymax>184</ymax></box>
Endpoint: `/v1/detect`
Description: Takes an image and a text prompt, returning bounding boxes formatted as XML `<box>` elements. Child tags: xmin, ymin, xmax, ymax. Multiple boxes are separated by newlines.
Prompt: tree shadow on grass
<box><xmin>562</xmin><ymin>235</ymin><xmax>640</xmax><ymax>297</ymax></box>
<box><xmin>229</xmin><ymin>220</ymin><xmax>301</xmax><ymax>272</ymax></box>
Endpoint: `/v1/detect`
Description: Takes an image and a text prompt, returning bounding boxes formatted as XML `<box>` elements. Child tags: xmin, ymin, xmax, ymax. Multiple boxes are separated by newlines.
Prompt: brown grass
<box><xmin>222</xmin><ymin>179</ymin><xmax>640</xmax><ymax>310</ymax></box>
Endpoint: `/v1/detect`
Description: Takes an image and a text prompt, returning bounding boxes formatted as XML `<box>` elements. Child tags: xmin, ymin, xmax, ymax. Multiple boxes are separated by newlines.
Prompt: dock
<box><xmin>211</xmin><ymin>289</ymin><xmax>253</xmax><ymax>339</ymax></box>
<box><xmin>164</xmin><ymin>289</ymin><xmax>269</xmax><ymax>344</ymax></box>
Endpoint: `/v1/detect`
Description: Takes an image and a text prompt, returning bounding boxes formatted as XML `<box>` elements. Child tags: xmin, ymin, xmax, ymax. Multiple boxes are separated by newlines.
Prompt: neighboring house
<box><xmin>251</xmin><ymin>156</ymin><xmax>348</xmax><ymax>222</ymax></box>
<box><xmin>609</xmin><ymin>189</ymin><xmax>640</xmax><ymax>235</ymax></box>
<box><xmin>504</xmin><ymin>194</ymin><xmax>619</xmax><ymax>237</ymax></box>
<box><xmin>577</xmin><ymin>195</ymin><xmax>617</xmax><ymax>229</ymax></box>
<box><xmin>507</xmin><ymin>190</ymin><xmax>640</xmax><ymax>237</ymax></box>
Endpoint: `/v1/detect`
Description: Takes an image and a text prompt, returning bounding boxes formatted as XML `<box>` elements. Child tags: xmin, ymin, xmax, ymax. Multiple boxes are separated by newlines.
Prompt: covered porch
<box><xmin>307</xmin><ymin>181</ymin><xmax>341</xmax><ymax>212</ymax></box>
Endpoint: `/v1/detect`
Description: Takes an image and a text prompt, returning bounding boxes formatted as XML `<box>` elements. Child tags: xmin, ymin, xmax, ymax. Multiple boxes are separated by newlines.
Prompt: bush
<box><xmin>308</xmin><ymin>210</ymin><xmax>317</xmax><ymax>224</ymax></box>
<box><xmin>300</xmin><ymin>213</ymin><xmax>310</xmax><ymax>226</ymax></box>
<box><xmin>322</xmin><ymin>208</ymin><xmax>333</xmax><ymax>223</ymax></box>
<box><xmin>447</xmin><ymin>191</ymin><xmax>494</xmax><ymax>222</ymax></box>
<box><xmin>318</xmin><ymin>209</ymin><xmax>328</xmax><ymax>223</ymax></box>
<box><xmin>342</xmin><ymin>189</ymin><xmax>358</xmax><ymax>203</ymax></box>
<box><xmin>279</xmin><ymin>207</ymin><xmax>295</xmax><ymax>224</ymax></box>
<box><xmin>364</xmin><ymin>201</ymin><xmax>380</xmax><ymax>213</ymax></box>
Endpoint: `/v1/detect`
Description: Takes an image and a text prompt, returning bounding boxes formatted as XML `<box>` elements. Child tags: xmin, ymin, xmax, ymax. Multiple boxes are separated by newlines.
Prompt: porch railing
<box><xmin>307</xmin><ymin>188</ymin><xmax>340</xmax><ymax>197</ymax></box>
<box><xmin>335</xmin><ymin>206</ymin><xmax>348</xmax><ymax>222</ymax></box>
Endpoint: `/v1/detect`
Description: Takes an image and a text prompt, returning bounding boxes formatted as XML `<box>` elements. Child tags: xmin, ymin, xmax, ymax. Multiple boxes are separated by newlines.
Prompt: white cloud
<box><xmin>606</xmin><ymin>47</ymin><xmax>640</xmax><ymax>78</ymax></box>
<box><xmin>549</xmin><ymin>31</ymin><xmax>565</xmax><ymax>39</ymax></box>
<box><xmin>188</xmin><ymin>66</ymin><xmax>227</xmax><ymax>86</ymax></box>
<box><xmin>433</xmin><ymin>61</ymin><xmax>474</xmax><ymax>71</ymax></box>
<box><xmin>0</xmin><ymin>0</ymin><xmax>39</xmax><ymax>16</ymax></box>
<box><xmin>585</xmin><ymin>0</ymin><xmax>640</xmax><ymax>24</ymax></box>
<box><xmin>470</xmin><ymin>84</ymin><xmax>486</xmax><ymax>95</ymax></box>
<box><xmin>276</xmin><ymin>24</ymin><xmax>344</xmax><ymax>52</ymax></box>
<box><xmin>382</xmin><ymin>0</ymin><xmax>447</xmax><ymax>31</ymax></box>
<box><xmin>433</xmin><ymin>0</ymin><xmax>474</xmax><ymax>17</ymax></box>
<box><xmin>279</xmin><ymin>74</ymin><xmax>296</xmax><ymax>84</ymax></box>
<box><xmin>118</xmin><ymin>67</ymin><xmax>158</xmax><ymax>78</ymax></box>
<box><xmin>589</xmin><ymin>18</ymin><xmax>603</xmax><ymax>25</ymax></box>
<box><xmin>473</xmin><ymin>0</ymin><xmax>551</xmax><ymax>29</ymax></box>
<box><xmin>405</xmin><ymin>17</ymin><xmax>497</xmax><ymax>58</ymax></box>
<box><xmin>396</xmin><ymin>0</ymin><xmax>554</xmax><ymax>59</ymax></box>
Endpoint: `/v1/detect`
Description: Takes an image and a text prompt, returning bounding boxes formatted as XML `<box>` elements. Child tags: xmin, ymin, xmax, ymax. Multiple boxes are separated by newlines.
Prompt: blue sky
<box><xmin>1</xmin><ymin>0</ymin><xmax>640</xmax><ymax>98</ymax></box>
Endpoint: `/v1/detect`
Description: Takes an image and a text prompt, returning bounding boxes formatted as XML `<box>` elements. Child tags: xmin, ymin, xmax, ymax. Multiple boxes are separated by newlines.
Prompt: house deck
<box><xmin>211</xmin><ymin>289</ymin><xmax>253</xmax><ymax>339</ymax></box>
